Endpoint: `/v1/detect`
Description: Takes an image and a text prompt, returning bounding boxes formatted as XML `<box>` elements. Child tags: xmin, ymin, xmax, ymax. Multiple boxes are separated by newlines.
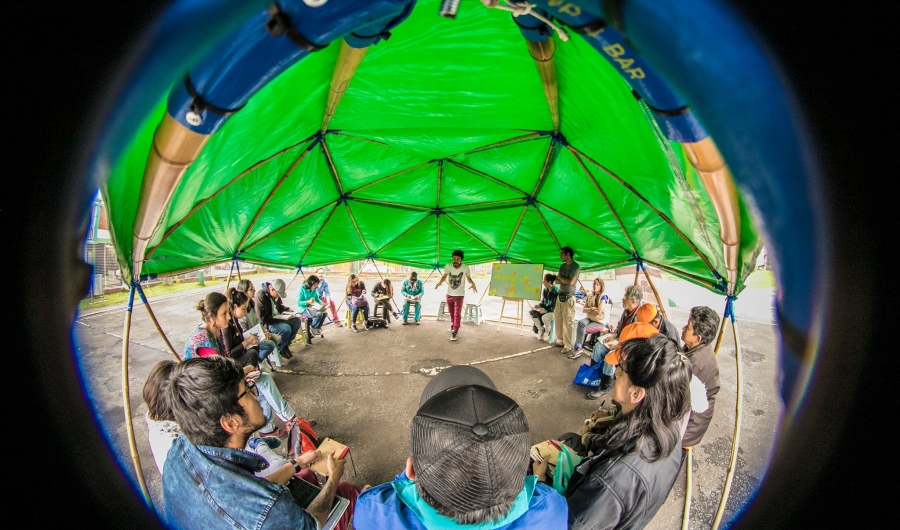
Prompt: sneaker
<box><xmin>334</xmin><ymin>321</ymin><xmax>343</xmax><ymax>327</ymax></box>
<box><xmin>560</xmin><ymin>349</ymin><xmax>572</xmax><ymax>355</ymax></box>
<box><xmin>402</xmin><ymin>321</ymin><xmax>408</xmax><ymax>325</ymax></box>
<box><xmin>450</xmin><ymin>332</ymin><xmax>458</xmax><ymax>341</ymax></box>
<box><xmin>280</xmin><ymin>348</ymin><xmax>293</xmax><ymax>360</ymax></box>
<box><xmin>351</xmin><ymin>325</ymin><xmax>359</xmax><ymax>333</ymax></box>
<box><xmin>384</xmin><ymin>323</ymin><xmax>389</xmax><ymax>328</ymax></box>
<box><xmin>449</xmin><ymin>326</ymin><xmax>453</xmax><ymax>332</ymax></box>
<box><xmin>415</xmin><ymin>321</ymin><xmax>420</xmax><ymax>325</ymax></box>
<box><xmin>586</xmin><ymin>387</ymin><xmax>610</xmax><ymax>400</ymax></box>
<box><xmin>567</xmin><ymin>350</ymin><xmax>582</xmax><ymax>359</ymax></box>
<box><xmin>311</xmin><ymin>328</ymin><xmax>322</xmax><ymax>337</ymax></box>
<box><xmin>553</xmin><ymin>340</ymin><xmax>565</xmax><ymax>347</ymax></box>
<box><xmin>248</xmin><ymin>436</ymin><xmax>282</xmax><ymax>451</ymax></box>
<box><xmin>259</xmin><ymin>426</ymin><xmax>288</xmax><ymax>439</ymax></box>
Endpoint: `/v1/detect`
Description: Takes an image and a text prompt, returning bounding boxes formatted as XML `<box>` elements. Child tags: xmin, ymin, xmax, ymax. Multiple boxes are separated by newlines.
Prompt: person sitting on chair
<box><xmin>296</xmin><ymin>275</ymin><xmax>327</xmax><ymax>342</ymax></box>
<box><xmin>346</xmin><ymin>274</ymin><xmax>369</xmax><ymax>332</ymax></box>
<box><xmin>235</xmin><ymin>280</ymin><xmax>280</xmax><ymax>367</ymax></box>
<box><xmin>401</xmin><ymin>271</ymin><xmax>424</xmax><ymax>325</ymax></box>
<box><xmin>354</xmin><ymin>365</ymin><xmax>568</xmax><ymax>528</ymax></box>
<box><xmin>371</xmin><ymin>278</ymin><xmax>394</xmax><ymax>327</ymax></box>
<box><xmin>163</xmin><ymin>356</ymin><xmax>354</xmax><ymax>530</ymax></box>
<box><xmin>567</xmin><ymin>278</ymin><xmax>609</xmax><ymax>359</ymax></box>
<box><xmin>531</xmin><ymin>273</ymin><xmax>558</xmax><ymax>341</ymax></box>
<box><xmin>547</xmin><ymin>336</ymin><xmax>692</xmax><ymax>530</ymax></box>
<box><xmin>255</xmin><ymin>279</ymin><xmax>301</xmax><ymax>360</ymax></box>
<box><xmin>220</xmin><ymin>288</ymin><xmax>268</xmax><ymax>368</ymax></box>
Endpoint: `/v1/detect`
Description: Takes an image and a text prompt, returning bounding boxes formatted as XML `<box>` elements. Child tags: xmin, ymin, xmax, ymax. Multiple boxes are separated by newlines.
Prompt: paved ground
<box><xmin>74</xmin><ymin>273</ymin><xmax>780</xmax><ymax>529</ymax></box>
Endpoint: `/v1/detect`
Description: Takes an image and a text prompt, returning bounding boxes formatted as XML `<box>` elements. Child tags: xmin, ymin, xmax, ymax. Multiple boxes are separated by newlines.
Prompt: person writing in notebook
<box><xmin>255</xmin><ymin>279</ymin><xmax>302</xmax><ymax>360</ymax></box>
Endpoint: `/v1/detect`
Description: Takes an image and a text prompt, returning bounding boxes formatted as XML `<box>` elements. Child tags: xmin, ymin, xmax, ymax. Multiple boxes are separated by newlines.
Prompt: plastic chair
<box><xmin>437</xmin><ymin>301</ymin><xmax>447</xmax><ymax>321</ymax></box>
<box><xmin>463</xmin><ymin>304</ymin><xmax>483</xmax><ymax>325</ymax></box>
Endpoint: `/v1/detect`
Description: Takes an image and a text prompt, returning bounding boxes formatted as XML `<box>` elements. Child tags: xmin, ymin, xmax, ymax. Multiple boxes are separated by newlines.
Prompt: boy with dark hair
<box><xmin>163</xmin><ymin>356</ymin><xmax>349</xmax><ymax>530</ymax></box>
<box><xmin>435</xmin><ymin>250</ymin><xmax>477</xmax><ymax>341</ymax></box>
<box><xmin>354</xmin><ymin>366</ymin><xmax>567</xmax><ymax>528</ymax></box>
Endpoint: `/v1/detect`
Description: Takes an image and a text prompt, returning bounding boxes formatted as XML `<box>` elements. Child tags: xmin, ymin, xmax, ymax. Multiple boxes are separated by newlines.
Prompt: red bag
<box><xmin>294</xmin><ymin>417</ymin><xmax>320</xmax><ymax>455</ymax></box>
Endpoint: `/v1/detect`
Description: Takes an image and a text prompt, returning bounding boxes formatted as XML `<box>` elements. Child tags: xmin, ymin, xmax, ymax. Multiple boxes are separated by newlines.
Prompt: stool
<box><xmin>463</xmin><ymin>304</ymin><xmax>483</xmax><ymax>325</ymax></box>
<box><xmin>437</xmin><ymin>301</ymin><xmax>447</xmax><ymax>321</ymax></box>
<box><xmin>547</xmin><ymin>320</ymin><xmax>556</xmax><ymax>343</ymax></box>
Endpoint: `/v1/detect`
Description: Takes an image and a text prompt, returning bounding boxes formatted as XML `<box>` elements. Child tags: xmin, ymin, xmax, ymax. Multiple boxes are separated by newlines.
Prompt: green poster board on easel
<box><xmin>488</xmin><ymin>263</ymin><xmax>543</xmax><ymax>301</ymax></box>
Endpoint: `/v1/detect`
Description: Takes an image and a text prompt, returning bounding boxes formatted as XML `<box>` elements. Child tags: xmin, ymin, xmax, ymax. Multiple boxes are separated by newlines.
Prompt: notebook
<box><xmin>310</xmin><ymin>438</ymin><xmax>351</xmax><ymax>475</ymax></box>
<box><xmin>242</xmin><ymin>324</ymin><xmax>266</xmax><ymax>343</ymax></box>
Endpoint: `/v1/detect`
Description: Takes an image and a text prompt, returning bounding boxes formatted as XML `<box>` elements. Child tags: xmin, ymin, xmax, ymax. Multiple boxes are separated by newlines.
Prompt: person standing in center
<box><xmin>553</xmin><ymin>246</ymin><xmax>580</xmax><ymax>355</ymax></box>
<box><xmin>435</xmin><ymin>249</ymin><xmax>477</xmax><ymax>341</ymax></box>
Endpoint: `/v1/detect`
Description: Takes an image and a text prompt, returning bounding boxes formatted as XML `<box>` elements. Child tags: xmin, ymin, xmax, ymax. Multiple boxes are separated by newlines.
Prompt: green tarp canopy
<box><xmin>102</xmin><ymin>0</ymin><xmax>760</xmax><ymax>294</ymax></box>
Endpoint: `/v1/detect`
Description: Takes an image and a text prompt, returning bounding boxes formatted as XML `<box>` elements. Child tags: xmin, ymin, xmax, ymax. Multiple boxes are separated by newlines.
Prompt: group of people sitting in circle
<box><xmin>145</xmin><ymin>246</ymin><xmax>721</xmax><ymax>529</ymax></box>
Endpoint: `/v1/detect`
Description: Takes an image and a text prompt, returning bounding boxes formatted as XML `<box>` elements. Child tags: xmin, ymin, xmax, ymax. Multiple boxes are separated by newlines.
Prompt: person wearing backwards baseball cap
<box><xmin>354</xmin><ymin>365</ymin><xmax>567</xmax><ymax>529</ymax></box>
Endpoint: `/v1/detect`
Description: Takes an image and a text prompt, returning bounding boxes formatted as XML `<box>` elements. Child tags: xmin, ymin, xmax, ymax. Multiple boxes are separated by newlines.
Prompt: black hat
<box><xmin>411</xmin><ymin>366</ymin><xmax>530</xmax><ymax>523</ymax></box>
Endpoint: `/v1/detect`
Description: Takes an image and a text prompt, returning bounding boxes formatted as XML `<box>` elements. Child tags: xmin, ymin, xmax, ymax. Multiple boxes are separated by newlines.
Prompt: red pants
<box><xmin>446</xmin><ymin>295</ymin><xmax>464</xmax><ymax>333</ymax></box>
<box><xmin>296</xmin><ymin>468</ymin><xmax>360</xmax><ymax>530</ymax></box>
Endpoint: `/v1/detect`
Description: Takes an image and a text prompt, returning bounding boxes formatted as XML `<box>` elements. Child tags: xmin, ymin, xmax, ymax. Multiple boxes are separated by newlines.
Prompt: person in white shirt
<box><xmin>434</xmin><ymin>249</ymin><xmax>477</xmax><ymax>341</ymax></box>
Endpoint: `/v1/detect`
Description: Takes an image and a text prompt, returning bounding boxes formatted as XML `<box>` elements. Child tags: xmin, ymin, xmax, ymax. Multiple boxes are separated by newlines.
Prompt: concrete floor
<box><xmin>74</xmin><ymin>274</ymin><xmax>781</xmax><ymax>529</ymax></box>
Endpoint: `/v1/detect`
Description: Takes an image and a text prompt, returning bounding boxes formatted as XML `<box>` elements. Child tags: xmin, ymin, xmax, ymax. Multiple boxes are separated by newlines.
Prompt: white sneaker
<box><xmin>450</xmin><ymin>332</ymin><xmax>458</xmax><ymax>341</ymax></box>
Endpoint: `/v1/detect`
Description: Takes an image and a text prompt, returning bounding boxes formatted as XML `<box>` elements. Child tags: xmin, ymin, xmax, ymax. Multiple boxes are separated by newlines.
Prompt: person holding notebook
<box><xmin>164</xmin><ymin>356</ymin><xmax>358</xmax><ymax>530</ymax></box>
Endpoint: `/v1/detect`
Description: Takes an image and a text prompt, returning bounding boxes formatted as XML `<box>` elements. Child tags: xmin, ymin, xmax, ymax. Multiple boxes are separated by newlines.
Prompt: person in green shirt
<box><xmin>296</xmin><ymin>275</ymin><xmax>327</xmax><ymax>343</ymax></box>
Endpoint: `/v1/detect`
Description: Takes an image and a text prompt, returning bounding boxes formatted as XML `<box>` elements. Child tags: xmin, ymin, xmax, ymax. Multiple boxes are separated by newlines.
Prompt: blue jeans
<box><xmin>299</xmin><ymin>309</ymin><xmax>326</xmax><ymax>329</ymax></box>
<box><xmin>591</xmin><ymin>342</ymin><xmax>617</xmax><ymax>377</ymax></box>
<box><xmin>268</xmin><ymin>318</ymin><xmax>301</xmax><ymax>350</ymax></box>
<box><xmin>255</xmin><ymin>372</ymin><xmax>296</xmax><ymax>432</ymax></box>
<box><xmin>257</xmin><ymin>339</ymin><xmax>277</xmax><ymax>363</ymax></box>
<box><xmin>403</xmin><ymin>300</ymin><xmax>421</xmax><ymax>321</ymax></box>
<box><xmin>351</xmin><ymin>305</ymin><xmax>369</xmax><ymax>324</ymax></box>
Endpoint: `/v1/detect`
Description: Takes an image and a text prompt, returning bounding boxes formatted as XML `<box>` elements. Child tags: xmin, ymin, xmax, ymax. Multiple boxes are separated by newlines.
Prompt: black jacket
<box><xmin>565</xmin><ymin>441</ymin><xmax>683</xmax><ymax>530</ymax></box>
<box><xmin>255</xmin><ymin>283</ymin><xmax>293</xmax><ymax>326</ymax></box>
<box><xmin>656</xmin><ymin>316</ymin><xmax>681</xmax><ymax>344</ymax></box>
<box><xmin>220</xmin><ymin>317</ymin><xmax>258</xmax><ymax>368</ymax></box>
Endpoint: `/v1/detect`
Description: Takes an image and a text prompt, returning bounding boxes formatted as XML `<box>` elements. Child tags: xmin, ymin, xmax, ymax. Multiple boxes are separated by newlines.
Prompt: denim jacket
<box><xmin>163</xmin><ymin>435</ymin><xmax>316</xmax><ymax>530</ymax></box>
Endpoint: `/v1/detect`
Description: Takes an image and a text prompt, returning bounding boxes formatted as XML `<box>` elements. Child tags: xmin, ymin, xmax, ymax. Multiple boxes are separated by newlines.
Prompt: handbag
<box><xmin>573</xmin><ymin>362</ymin><xmax>602</xmax><ymax>388</ymax></box>
<box><xmin>352</xmin><ymin>296</ymin><xmax>368</xmax><ymax>308</ymax></box>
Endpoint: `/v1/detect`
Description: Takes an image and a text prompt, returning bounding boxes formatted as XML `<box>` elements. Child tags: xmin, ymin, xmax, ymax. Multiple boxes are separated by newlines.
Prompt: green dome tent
<box><xmin>102</xmin><ymin>0</ymin><xmax>761</xmax><ymax>293</ymax></box>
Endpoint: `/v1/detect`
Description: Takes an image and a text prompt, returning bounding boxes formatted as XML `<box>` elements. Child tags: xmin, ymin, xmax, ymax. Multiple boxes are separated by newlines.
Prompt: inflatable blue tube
<box><xmin>606</xmin><ymin>0</ymin><xmax>825</xmax><ymax>404</ymax></box>
<box><xmin>169</xmin><ymin>0</ymin><xmax>415</xmax><ymax>135</ymax></box>
<box><xmin>527</xmin><ymin>0</ymin><xmax>707</xmax><ymax>143</ymax></box>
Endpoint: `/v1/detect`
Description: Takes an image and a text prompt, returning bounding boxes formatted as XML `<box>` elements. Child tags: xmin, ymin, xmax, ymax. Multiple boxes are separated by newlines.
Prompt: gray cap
<box><xmin>272</xmin><ymin>278</ymin><xmax>287</xmax><ymax>298</ymax></box>
<box><xmin>411</xmin><ymin>366</ymin><xmax>530</xmax><ymax>523</ymax></box>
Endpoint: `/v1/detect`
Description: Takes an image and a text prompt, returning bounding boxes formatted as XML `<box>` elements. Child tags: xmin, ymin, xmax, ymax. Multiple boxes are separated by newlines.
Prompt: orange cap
<box><xmin>604</xmin><ymin>322</ymin><xmax>661</xmax><ymax>366</ymax></box>
<box><xmin>636</xmin><ymin>304</ymin><xmax>658</xmax><ymax>323</ymax></box>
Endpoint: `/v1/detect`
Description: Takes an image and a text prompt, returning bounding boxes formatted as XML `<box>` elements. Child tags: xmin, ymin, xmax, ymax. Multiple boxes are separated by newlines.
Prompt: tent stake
<box><xmin>135</xmin><ymin>283</ymin><xmax>182</xmax><ymax>363</ymax></box>
<box><xmin>711</xmin><ymin>298</ymin><xmax>743</xmax><ymax>530</ymax></box>
<box><xmin>122</xmin><ymin>284</ymin><xmax>152</xmax><ymax>506</ymax></box>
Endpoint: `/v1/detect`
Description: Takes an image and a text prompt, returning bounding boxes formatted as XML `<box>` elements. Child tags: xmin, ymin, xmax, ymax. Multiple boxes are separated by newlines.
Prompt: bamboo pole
<box><xmin>714</xmin><ymin>302</ymin><xmax>728</xmax><ymax>355</ymax></box>
<box><xmin>634</xmin><ymin>263</ymin><xmax>640</xmax><ymax>286</ymax></box>
<box><xmin>641</xmin><ymin>265</ymin><xmax>669</xmax><ymax>320</ymax></box>
<box><xmin>135</xmin><ymin>283</ymin><xmax>182</xmax><ymax>363</ymax></box>
<box><xmin>711</xmin><ymin>308</ymin><xmax>743</xmax><ymax>530</ymax></box>
<box><xmin>224</xmin><ymin>261</ymin><xmax>235</xmax><ymax>291</ymax></box>
<box><xmin>236</xmin><ymin>261</ymin><xmax>241</xmax><ymax>281</ymax></box>
<box><xmin>321</xmin><ymin>41</ymin><xmax>370</xmax><ymax>133</ymax></box>
<box><xmin>682</xmin><ymin>447</ymin><xmax>693</xmax><ymax>530</ymax></box>
<box><xmin>122</xmin><ymin>286</ymin><xmax>152</xmax><ymax>506</ymax></box>
<box><xmin>286</xmin><ymin>267</ymin><xmax>303</xmax><ymax>291</ymax></box>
